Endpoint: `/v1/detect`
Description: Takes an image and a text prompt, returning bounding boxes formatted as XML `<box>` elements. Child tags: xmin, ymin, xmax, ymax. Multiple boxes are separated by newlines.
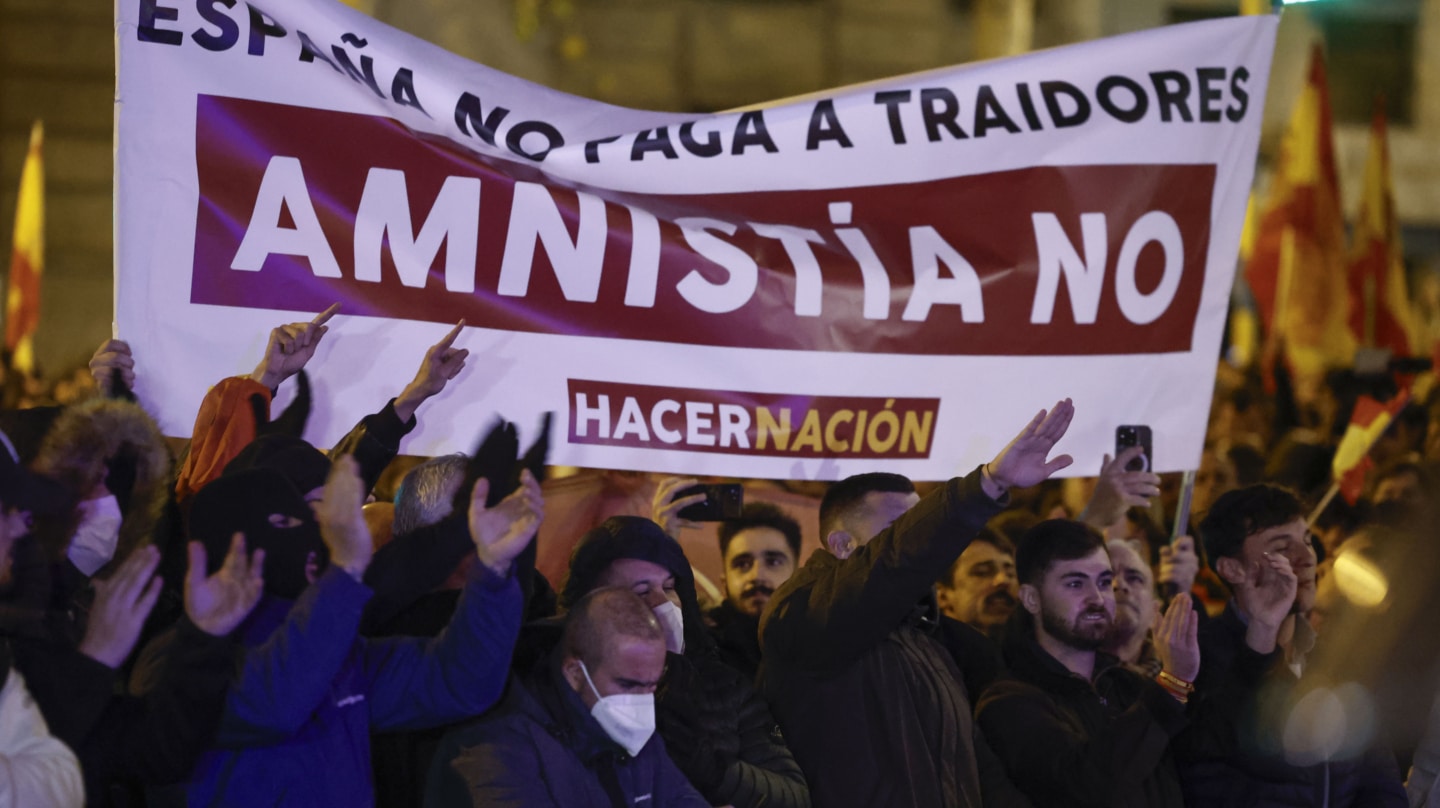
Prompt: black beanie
<box><xmin>224</xmin><ymin>434</ymin><xmax>330</xmax><ymax>497</ymax></box>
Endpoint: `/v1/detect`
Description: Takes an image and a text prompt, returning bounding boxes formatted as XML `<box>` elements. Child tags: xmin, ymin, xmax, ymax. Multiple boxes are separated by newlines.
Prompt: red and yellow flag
<box><xmin>1246</xmin><ymin>45</ymin><xmax>1353</xmax><ymax>379</ymax></box>
<box><xmin>1332</xmin><ymin>389</ymin><xmax>1411</xmax><ymax>504</ymax></box>
<box><xmin>1347</xmin><ymin>103</ymin><xmax>1415</xmax><ymax>357</ymax></box>
<box><xmin>6</xmin><ymin>122</ymin><xmax>44</xmax><ymax>376</ymax></box>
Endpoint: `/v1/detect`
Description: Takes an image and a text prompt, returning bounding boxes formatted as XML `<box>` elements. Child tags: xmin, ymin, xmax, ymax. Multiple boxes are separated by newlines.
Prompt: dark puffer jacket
<box><xmin>428</xmin><ymin>651</ymin><xmax>708</xmax><ymax>808</ymax></box>
<box><xmin>1174</xmin><ymin>604</ymin><xmax>1407</xmax><ymax>807</ymax></box>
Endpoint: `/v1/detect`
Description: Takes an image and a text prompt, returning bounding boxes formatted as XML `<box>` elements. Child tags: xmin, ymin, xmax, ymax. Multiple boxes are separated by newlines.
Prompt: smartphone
<box><xmin>1115</xmin><ymin>425</ymin><xmax>1153</xmax><ymax>473</ymax></box>
<box><xmin>676</xmin><ymin>483</ymin><xmax>744</xmax><ymax>521</ymax></box>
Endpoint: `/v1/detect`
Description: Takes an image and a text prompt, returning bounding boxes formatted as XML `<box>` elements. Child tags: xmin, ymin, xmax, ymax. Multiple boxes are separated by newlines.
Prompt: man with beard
<box><xmin>709</xmin><ymin>504</ymin><xmax>801</xmax><ymax>681</ymax></box>
<box><xmin>977</xmin><ymin>520</ymin><xmax>1197</xmax><ymax>808</ymax></box>
<box><xmin>935</xmin><ymin>527</ymin><xmax>1017</xmax><ymax>639</ymax></box>
<box><xmin>1177</xmin><ymin>484</ymin><xmax>1407</xmax><ymax>806</ymax></box>
<box><xmin>1102</xmin><ymin>539</ymin><xmax>1163</xmax><ymax>677</ymax></box>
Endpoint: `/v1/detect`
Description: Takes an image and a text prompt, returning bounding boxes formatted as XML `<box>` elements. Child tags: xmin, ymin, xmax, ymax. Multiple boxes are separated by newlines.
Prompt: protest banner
<box><xmin>116</xmin><ymin>1</ymin><xmax>1277</xmax><ymax>480</ymax></box>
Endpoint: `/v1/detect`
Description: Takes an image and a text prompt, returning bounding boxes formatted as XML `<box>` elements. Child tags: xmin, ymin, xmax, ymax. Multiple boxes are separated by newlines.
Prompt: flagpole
<box><xmin>1305</xmin><ymin>482</ymin><xmax>1340</xmax><ymax>529</ymax></box>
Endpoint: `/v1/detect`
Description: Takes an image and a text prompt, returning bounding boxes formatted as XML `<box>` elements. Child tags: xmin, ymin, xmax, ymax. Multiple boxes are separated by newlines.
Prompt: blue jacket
<box><xmin>426</xmin><ymin>657</ymin><xmax>709</xmax><ymax>808</ymax></box>
<box><xmin>186</xmin><ymin>563</ymin><xmax>522</xmax><ymax>807</ymax></box>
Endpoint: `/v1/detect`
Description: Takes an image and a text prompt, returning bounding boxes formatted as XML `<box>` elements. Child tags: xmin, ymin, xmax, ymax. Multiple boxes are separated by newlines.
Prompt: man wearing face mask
<box><xmin>431</xmin><ymin>587</ymin><xmax>709</xmax><ymax>807</ymax></box>
<box><xmin>490</xmin><ymin>516</ymin><xmax>807</xmax><ymax>808</ymax></box>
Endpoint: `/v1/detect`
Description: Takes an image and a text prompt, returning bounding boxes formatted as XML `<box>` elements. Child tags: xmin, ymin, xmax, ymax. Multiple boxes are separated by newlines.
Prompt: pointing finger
<box><xmin>435</xmin><ymin>320</ymin><xmax>466</xmax><ymax>351</ymax></box>
<box><xmin>311</xmin><ymin>302</ymin><xmax>342</xmax><ymax>326</ymax></box>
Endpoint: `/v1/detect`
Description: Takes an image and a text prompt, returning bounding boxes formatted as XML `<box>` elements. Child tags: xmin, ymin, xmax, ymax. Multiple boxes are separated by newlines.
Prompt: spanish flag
<box><xmin>1332</xmin><ymin>390</ymin><xmax>1410</xmax><ymax>505</ymax></box>
<box><xmin>1246</xmin><ymin>45</ymin><xmax>1354</xmax><ymax>380</ymax></box>
<box><xmin>1347</xmin><ymin>103</ymin><xmax>1415</xmax><ymax>357</ymax></box>
<box><xmin>6</xmin><ymin>122</ymin><xmax>43</xmax><ymax>376</ymax></box>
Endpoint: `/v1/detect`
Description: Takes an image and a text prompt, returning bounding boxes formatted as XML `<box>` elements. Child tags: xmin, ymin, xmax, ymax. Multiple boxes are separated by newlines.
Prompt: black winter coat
<box><xmin>1174</xmin><ymin>604</ymin><xmax>1407</xmax><ymax>808</ymax></box>
<box><xmin>759</xmin><ymin>468</ymin><xmax>1029</xmax><ymax>808</ymax></box>
<box><xmin>977</xmin><ymin>629</ymin><xmax>1187</xmax><ymax>808</ymax></box>
<box><xmin>14</xmin><ymin>617</ymin><xmax>236</xmax><ymax>805</ymax></box>
<box><xmin>708</xmin><ymin>600</ymin><xmax>762</xmax><ymax>684</ymax></box>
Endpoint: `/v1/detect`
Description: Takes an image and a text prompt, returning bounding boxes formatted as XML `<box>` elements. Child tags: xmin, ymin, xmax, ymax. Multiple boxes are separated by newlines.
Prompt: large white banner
<box><xmin>115</xmin><ymin>1</ymin><xmax>1277</xmax><ymax>480</ymax></box>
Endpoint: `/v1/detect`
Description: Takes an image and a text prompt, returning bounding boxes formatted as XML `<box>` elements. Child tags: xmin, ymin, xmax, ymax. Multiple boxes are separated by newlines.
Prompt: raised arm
<box><xmin>764</xmin><ymin>400</ymin><xmax>1074</xmax><ymax>670</ymax></box>
<box><xmin>331</xmin><ymin>320</ymin><xmax>468</xmax><ymax>493</ymax></box>
<box><xmin>364</xmin><ymin>471</ymin><xmax>541</xmax><ymax>730</ymax></box>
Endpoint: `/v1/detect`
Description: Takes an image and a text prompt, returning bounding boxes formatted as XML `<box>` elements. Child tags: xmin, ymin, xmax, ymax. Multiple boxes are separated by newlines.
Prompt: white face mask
<box><xmin>579</xmin><ymin>660</ymin><xmax>656</xmax><ymax>757</ymax></box>
<box><xmin>67</xmin><ymin>495</ymin><xmax>123</xmax><ymax>577</ymax></box>
<box><xmin>652</xmin><ymin>600</ymin><xmax>685</xmax><ymax>654</ymax></box>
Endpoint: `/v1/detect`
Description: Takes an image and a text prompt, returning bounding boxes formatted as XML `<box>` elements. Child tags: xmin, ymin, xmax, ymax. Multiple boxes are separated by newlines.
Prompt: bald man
<box><xmin>430</xmin><ymin>588</ymin><xmax>708</xmax><ymax>807</ymax></box>
<box><xmin>1102</xmin><ymin>539</ymin><xmax>1163</xmax><ymax>677</ymax></box>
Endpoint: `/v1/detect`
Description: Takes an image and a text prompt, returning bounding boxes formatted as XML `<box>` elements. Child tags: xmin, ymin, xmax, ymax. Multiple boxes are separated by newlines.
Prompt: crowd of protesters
<box><xmin>1</xmin><ymin>308</ymin><xmax>1439</xmax><ymax>808</ymax></box>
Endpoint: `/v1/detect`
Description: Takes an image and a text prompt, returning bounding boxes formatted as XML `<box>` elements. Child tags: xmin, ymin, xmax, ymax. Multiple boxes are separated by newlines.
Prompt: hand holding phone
<box><xmin>1115</xmin><ymin>425</ymin><xmax>1153</xmax><ymax>473</ymax></box>
<box><xmin>675</xmin><ymin>484</ymin><xmax>744</xmax><ymax>522</ymax></box>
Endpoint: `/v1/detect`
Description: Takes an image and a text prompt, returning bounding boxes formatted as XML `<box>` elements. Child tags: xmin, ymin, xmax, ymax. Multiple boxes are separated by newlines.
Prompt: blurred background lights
<box><xmin>1283</xmin><ymin>683</ymin><xmax>1378</xmax><ymax>765</ymax></box>
<box><xmin>1333</xmin><ymin>548</ymin><xmax>1390</xmax><ymax>608</ymax></box>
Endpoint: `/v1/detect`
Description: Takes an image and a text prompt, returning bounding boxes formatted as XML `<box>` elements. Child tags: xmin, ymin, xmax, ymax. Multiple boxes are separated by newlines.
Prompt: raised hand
<box><xmin>1079</xmin><ymin>447</ymin><xmax>1160</xmax><ymax>529</ymax></box>
<box><xmin>89</xmin><ymin>339</ymin><xmax>135</xmax><ymax>395</ymax></box>
<box><xmin>470</xmin><ymin>468</ymin><xmax>544</xmax><ymax>577</ymax></box>
<box><xmin>1158</xmin><ymin>535</ymin><xmax>1200</xmax><ymax>596</ymax></box>
<box><xmin>78</xmin><ymin>545</ymin><xmax>163</xmax><ymax>668</ymax></box>
<box><xmin>186</xmin><ymin>534</ymin><xmax>265</xmax><ymax>636</ymax></box>
<box><xmin>1153</xmin><ymin>593</ymin><xmax>1200</xmax><ymax>683</ymax></box>
<box><xmin>985</xmin><ymin>398</ymin><xmax>1075</xmax><ymax>496</ymax></box>
<box><xmin>650</xmin><ymin>476</ymin><xmax>706</xmax><ymax>539</ymax></box>
<box><xmin>250</xmin><ymin>303</ymin><xmax>340</xmax><ymax>390</ymax></box>
<box><xmin>1236</xmin><ymin>551</ymin><xmax>1297</xmax><ymax>654</ymax></box>
<box><xmin>394</xmin><ymin>321</ymin><xmax>469</xmax><ymax>422</ymax></box>
<box><xmin>315</xmin><ymin>454</ymin><xmax>373</xmax><ymax>581</ymax></box>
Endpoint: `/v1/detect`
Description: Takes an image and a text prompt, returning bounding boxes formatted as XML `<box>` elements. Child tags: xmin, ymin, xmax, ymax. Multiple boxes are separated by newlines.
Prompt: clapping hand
<box><xmin>1234</xmin><ymin>551</ymin><xmax>1297</xmax><ymax>654</ymax></box>
<box><xmin>1154</xmin><ymin>593</ymin><xmax>1200</xmax><ymax>683</ymax></box>
<box><xmin>469</xmin><ymin>469</ymin><xmax>544</xmax><ymax>577</ymax></box>
<box><xmin>78</xmin><ymin>545</ymin><xmax>163</xmax><ymax>668</ymax></box>
<box><xmin>185</xmin><ymin>534</ymin><xmax>265</xmax><ymax>636</ymax></box>
<box><xmin>316</xmin><ymin>455</ymin><xmax>373</xmax><ymax>581</ymax></box>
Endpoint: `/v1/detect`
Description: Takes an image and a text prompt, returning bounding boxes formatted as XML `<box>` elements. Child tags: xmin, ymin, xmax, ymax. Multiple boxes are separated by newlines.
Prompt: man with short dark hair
<box><xmin>710</xmin><ymin>503</ymin><xmax>802</xmax><ymax>680</ymax></box>
<box><xmin>1178</xmin><ymin>483</ymin><xmax>1406</xmax><ymax>806</ymax></box>
<box><xmin>977</xmin><ymin>520</ymin><xmax>1195</xmax><ymax>807</ymax></box>
<box><xmin>761</xmin><ymin>399</ymin><xmax>1076</xmax><ymax>808</ymax></box>
<box><xmin>432</xmin><ymin>587</ymin><xmax>708</xmax><ymax>807</ymax></box>
<box><xmin>935</xmin><ymin>527</ymin><xmax>1017</xmax><ymax>638</ymax></box>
